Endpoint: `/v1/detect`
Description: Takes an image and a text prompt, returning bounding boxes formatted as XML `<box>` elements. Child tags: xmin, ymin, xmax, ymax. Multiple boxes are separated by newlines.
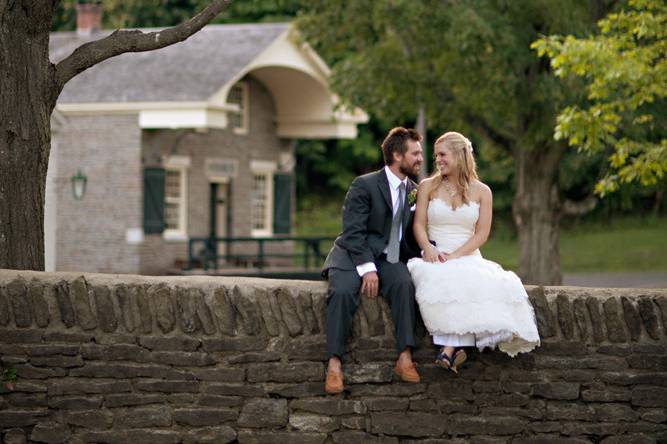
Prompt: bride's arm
<box><xmin>447</xmin><ymin>183</ymin><xmax>493</xmax><ymax>259</ymax></box>
<box><xmin>413</xmin><ymin>179</ymin><xmax>443</xmax><ymax>262</ymax></box>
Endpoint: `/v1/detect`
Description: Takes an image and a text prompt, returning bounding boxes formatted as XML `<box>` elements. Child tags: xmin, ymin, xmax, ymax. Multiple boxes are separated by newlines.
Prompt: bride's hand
<box><xmin>422</xmin><ymin>246</ymin><xmax>444</xmax><ymax>263</ymax></box>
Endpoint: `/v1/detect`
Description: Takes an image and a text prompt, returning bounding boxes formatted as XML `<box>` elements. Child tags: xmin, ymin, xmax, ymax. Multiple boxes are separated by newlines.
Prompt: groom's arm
<box><xmin>337</xmin><ymin>177</ymin><xmax>375</xmax><ymax>267</ymax></box>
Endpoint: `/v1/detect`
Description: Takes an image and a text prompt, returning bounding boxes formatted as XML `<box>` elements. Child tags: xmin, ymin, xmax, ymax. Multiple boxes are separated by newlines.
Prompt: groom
<box><xmin>322</xmin><ymin>127</ymin><xmax>424</xmax><ymax>394</ymax></box>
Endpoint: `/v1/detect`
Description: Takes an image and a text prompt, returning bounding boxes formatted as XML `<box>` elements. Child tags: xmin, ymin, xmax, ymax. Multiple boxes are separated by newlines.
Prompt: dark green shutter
<box><xmin>143</xmin><ymin>168</ymin><xmax>165</xmax><ymax>234</ymax></box>
<box><xmin>273</xmin><ymin>173</ymin><xmax>291</xmax><ymax>234</ymax></box>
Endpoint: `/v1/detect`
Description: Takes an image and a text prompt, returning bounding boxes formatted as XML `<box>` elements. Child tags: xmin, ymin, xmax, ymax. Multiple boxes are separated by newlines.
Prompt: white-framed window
<box><xmin>250</xmin><ymin>160</ymin><xmax>276</xmax><ymax>237</ymax></box>
<box><xmin>227</xmin><ymin>81</ymin><xmax>249</xmax><ymax>135</ymax></box>
<box><xmin>163</xmin><ymin>155</ymin><xmax>190</xmax><ymax>240</ymax></box>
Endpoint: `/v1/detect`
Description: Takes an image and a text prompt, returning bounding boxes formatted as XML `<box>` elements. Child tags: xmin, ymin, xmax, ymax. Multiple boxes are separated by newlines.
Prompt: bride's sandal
<box><xmin>436</xmin><ymin>348</ymin><xmax>467</xmax><ymax>374</ymax></box>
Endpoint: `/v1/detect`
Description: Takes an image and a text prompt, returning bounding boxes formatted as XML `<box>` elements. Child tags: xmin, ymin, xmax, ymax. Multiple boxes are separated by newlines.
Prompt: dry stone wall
<box><xmin>0</xmin><ymin>269</ymin><xmax>666</xmax><ymax>444</ymax></box>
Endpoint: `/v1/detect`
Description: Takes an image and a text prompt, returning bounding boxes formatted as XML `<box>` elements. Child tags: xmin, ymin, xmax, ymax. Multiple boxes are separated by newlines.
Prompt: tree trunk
<box><xmin>512</xmin><ymin>145</ymin><xmax>564</xmax><ymax>285</ymax></box>
<box><xmin>0</xmin><ymin>4</ymin><xmax>56</xmax><ymax>270</ymax></box>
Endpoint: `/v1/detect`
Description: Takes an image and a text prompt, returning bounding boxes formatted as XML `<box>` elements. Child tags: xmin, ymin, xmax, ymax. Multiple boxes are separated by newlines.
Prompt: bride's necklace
<box><xmin>442</xmin><ymin>177</ymin><xmax>459</xmax><ymax>199</ymax></box>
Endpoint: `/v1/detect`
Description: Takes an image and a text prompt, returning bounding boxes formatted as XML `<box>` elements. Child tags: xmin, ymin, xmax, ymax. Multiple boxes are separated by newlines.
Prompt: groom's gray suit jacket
<box><xmin>322</xmin><ymin>168</ymin><xmax>420</xmax><ymax>275</ymax></box>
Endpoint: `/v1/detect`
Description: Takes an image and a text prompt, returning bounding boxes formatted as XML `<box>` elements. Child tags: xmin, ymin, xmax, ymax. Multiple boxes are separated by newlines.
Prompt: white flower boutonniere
<box><xmin>408</xmin><ymin>189</ymin><xmax>418</xmax><ymax>206</ymax></box>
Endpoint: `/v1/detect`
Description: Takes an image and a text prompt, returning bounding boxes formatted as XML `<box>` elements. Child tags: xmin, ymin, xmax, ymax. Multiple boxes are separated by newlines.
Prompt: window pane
<box><xmin>164</xmin><ymin>169</ymin><xmax>182</xmax><ymax>231</ymax></box>
<box><xmin>252</xmin><ymin>174</ymin><xmax>267</xmax><ymax>230</ymax></box>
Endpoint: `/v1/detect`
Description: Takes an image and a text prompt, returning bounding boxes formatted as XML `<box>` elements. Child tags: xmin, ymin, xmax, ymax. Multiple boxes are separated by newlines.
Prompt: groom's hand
<box><xmin>361</xmin><ymin>272</ymin><xmax>379</xmax><ymax>298</ymax></box>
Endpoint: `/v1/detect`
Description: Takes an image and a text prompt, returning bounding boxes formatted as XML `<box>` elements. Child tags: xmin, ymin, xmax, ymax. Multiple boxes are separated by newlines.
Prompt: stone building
<box><xmin>45</xmin><ymin>10</ymin><xmax>366</xmax><ymax>274</ymax></box>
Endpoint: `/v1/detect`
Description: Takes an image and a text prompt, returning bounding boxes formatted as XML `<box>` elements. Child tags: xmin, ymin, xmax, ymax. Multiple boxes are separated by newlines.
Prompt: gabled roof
<box><xmin>50</xmin><ymin>23</ymin><xmax>290</xmax><ymax>103</ymax></box>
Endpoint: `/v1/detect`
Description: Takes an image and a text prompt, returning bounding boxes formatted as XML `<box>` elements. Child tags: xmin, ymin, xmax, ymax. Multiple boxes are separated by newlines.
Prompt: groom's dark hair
<box><xmin>381</xmin><ymin>127</ymin><xmax>422</xmax><ymax>166</ymax></box>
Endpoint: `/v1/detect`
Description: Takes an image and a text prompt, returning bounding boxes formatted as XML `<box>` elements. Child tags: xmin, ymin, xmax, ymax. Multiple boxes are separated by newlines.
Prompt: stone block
<box><xmin>341</xmin><ymin>416</ymin><xmax>366</xmax><ymax>430</ymax></box>
<box><xmin>289</xmin><ymin>413</ymin><xmax>340</xmax><ymax>433</ymax></box>
<box><xmin>25</xmin><ymin>344</ymin><xmax>79</xmax><ymax>357</ymax></box>
<box><xmin>0</xmin><ymin>409</ymin><xmax>49</xmax><ymax>427</ymax></box>
<box><xmin>183</xmin><ymin>426</ymin><xmax>237</xmax><ymax>444</ymax></box>
<box><xmin>655</xmin><ymin>296</ymin><xmax>667</xmax><ymax>336</ymax></box>
<box><xmin>212</xmin><ymin>286</ymin><xmax>236</xmax><ymax>336</ymax></box>
<box><xmin>283</xmin><ymin>335</ymin><xmax>328</xmax><ymax>361</ymax></box>
<box><xmin>204</xmin><ymin>382</ymin><xmax>266</xmax><ymax>397</ymax></box>
<box><xmin>191</xmin><ymin>366</ymin><xmax>245</xmax><ymax>382</ymax></box>
<box><xmin>238</xmin><ymin>398</ymin><xmax>288</xmax><ymax>427</ymax></box>
<box><xmin>115</xmin><ymin>283</ymin><xmax>139</xmax><ymax>333</ymax></box>
<box><xmin>298</xmin><ymin>290</ymin><xmax>320</xmax><ymax>334</ymax></box>
<box><xmin>202</xmin><ymin>336</ymin><xmax>268</xmax><ymax>352</ymax></box>
<box><xmin>637</xmin><ymin>298</ymin><xmax>661</xmax><ymax>340</ymax></box>
<box><xmin>70</xmin><ymin>362</ymin><xmax>194</xmax><ymax>380</ymax></box>
<box><xmin>173</xmin><ymin>407</ymin><xmax>238</xmax><ymax>426</ymax></box>
<box><xmin>256</xmin><ymin>287</ymin><xmax>281</xmax><ymax>336</ymax></box>
<box><xmin>78</xmin><ymin>430</ymin><xmax>180</xmax><ymax>444</ymax></box>
<box><xmin>8</xmin><ymin>278</ymin><xmax>31</xmax><ymax>328</ymax></box>
<box><xmin>275</xmin><ymin>287</ymin><xmax>303</xmax><ymax>336</ymax></box>
<box><xmin>147</xmin><ymin>351</ymin><xmax>215</xmax><ymax>367</ymax></box>
<box><xmin>70</xmin><ymin>276</ymin><xmax>97</xmax><ymax>330</ymax></box>
<box><xmin>513</xmin><ymin>436</ymin><xmax>591</xmax><ymax>444</ymax></box>
<box><xmin>0</xmin><ymin>286</ymin><xmax>9</xmax><ymax>326</ymax></box>
<box><xmin>333</xmin><ymin>431</ymin><xmax>399</xmax><ymax>444</ymax></box>
<box><xmin>43</xmin><ymin>331</ymin><xmax>92</xmax><ymax>343</ymax></box>
<box><xmin>370</xmin><ymin>412</ymin><xmax>446</xmax><ymax>437</ymax></box>
<box><xmin>641</xmin><ymin>408</ymin><xmax>667</xmax><ymax>423</ymax></box>
<box><xmin>226</xmin><ymin>351</ymin><xmax>282</xmax><ymax>364</ymax></box>
<box><xmin>410</xmin><ymin>398</ymin><xmax>439</xmax><ymax>411</ymax></box>
<box><xmin>600</xmin><ymin>435</ymin><xmax>657</xmax><ymax>444</ymax></box>
<box><xmin>447</xmin><ymin>415</ymin><xmax>527</xmax><ymax>436</ymax></box>
<box><xmin>247</xmin><ymin>362</ymin><xmax>323</xmax><ymax>383</ymax></box>
<box><xmin>621</xmin><ymin>296</ymin><xmax>642</xmax><ymax>341</ymax></box>
<box><xmin>29</xmin><ymin>284</ymin><xmax>50</xmax><ymax>328</ymax></box>
<box><xmin>150</xmin><ymin>283</ymin><xmax>176</xmax><ymax>333</ymax></box>
<box><xmin>30</xmin><ymin>355</ymin><xmax>84</xmax><ymax>368</ymax></box>
<box><xmin>626</xmin><ymin>354</ymin><xmax>667</xmax><ymax>369</ymax></box>
<box><xmin>237</xmin><ymin>431</ymin><xmax>327</xmax><ymax>444</ymax></box>
<box><xmin>603</xmin><ymin>297</ymin><xmax>627</xmax><ymax>342</ymax></box>
<box><xmin>14</xmin><ymin>363</ymin><xmax>68</xmax><ymax>379</ymax></box>
<box><xmin>429</xmin><ymin>381</ymin><xmax>474</xmax><ymax>401</ymax></box>
<box><xmin>93</xmin><ymin>285</ymin><xmax>118</xmax><ymax>333</ymax></box>
<box><xmin>264</xmin><ymin>382</ymin><xmax>327</xmax><ymax>398</ymax></box>
<box><xmin>572</xmin><ymin>297</ymin><xmax>589</xmax><ymax>340</ymax></box>
<box><xmin>232</xmin><ymin>285</ymin><xmax>261</xmax><ymax>335</ymax></box>
<box><xmin>48</xmin><ymin>396</ymin><xmax>103</xmax><ymax>410</ymax></box>
<box><xmin>632</xmin><ymin>386</ymin><xmax>667</xmax><ymax>407</ymax></box>
<box><xmin>586</xmin><ymin>296</ymin><xmax>606</xmax><ymax>343</ymax></box>
<box><xmin>198</xmin><ymin>394</ymin><xmax>244</xmax><ymax>407</ymax></box>
<box><xmin>136</xmin><ymin>380</ymin><xmax>200</xmax><ymax>393</ymax></box>
<box><xmin>48</xmin><ymin>380</ymin><xmax>131</xmax><ymax>395</ymax></box>
<box><xmin>290</xmin><ymin>398</ymin><xmax>366</xmax><ymax>415</ymax></box>
<box><xmin>4</xmin><ymin>393</ymin><xmax>47</xmax><ymax>408</ymax></box>
<box><xmin>556</xmin><ymin>293</ymin><xmax>575</xmax><ymax>339</ymax></box>
<box><xmin>80</xmin><ymin>343</ymin><xmax>146</xmax><ymax>361</ymax></box>
<box><xmin>136</xmin><ymin>284</ymin><xmax>153</xmax><ymax>334</ymax></box>
<box><xmin>139</xmin><ymin>335</ymin><xmax>201</xmax><ymax>351</ymax></box>
<box><xmin>30</xmin><ymin>422</ymin><xmax>71</xmax><ymax>444</ymax></box>
<box><xmin>2</xmin><ymin>429</ymin><xmax>26</xmax><ymax>444</ymax></box>
<box><xmin>114</xmin><ymin>405</ymin><xmax>172</xmax><ymax>428</ymax></box>
<box><xmin>65</xmin><ymin>410</ymin><xmax>113</xmax><ymax>428</ymax></box>
<box><xmin>104</xmin><ymin>393</ymin><xmax>166</xmax><ymax>408</ymax></box>
<box><xmin>55</xmin><ymin>280</ymin><xmax>76</xmax><ymax>328</ymax></box>
<box><xmin>176</xmin><ymin>287</ymin><xmax>201</xmax><ymax>333</ymax></box>
<box><xmin>532</xmin><ymin>382</ymin><xmax>580</xmax><ymax>400</ymax></box>
<box><xmin>581</xmin><ymin>387</ymin><xmax>631</xmax><ymax>402</ymax></box>
<box><xmin>527</xmin><ymin>287</ymin><xmax>555</xmax><ymax>338</ymax></box>
<box><xmin>345</xmin><ymin>363</ymin><xmax>393</xmax><ymax>384</ymax></box>
<box><xmin>349</xmin><ymin>383</ymin><xmax>426</xmax><ymax>397</ymax></box>
<box><xmin>364</xmin><ymin>397</ymin><xmax>410</xmax><ymax>411</ymax></box>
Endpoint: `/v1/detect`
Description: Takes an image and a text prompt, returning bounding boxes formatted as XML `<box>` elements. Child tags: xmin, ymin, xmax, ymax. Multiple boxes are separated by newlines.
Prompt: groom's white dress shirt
<box><xmin>356</xmin><ymin>166</ymin><xmax>408</xmax><ymax>277</ymax></box>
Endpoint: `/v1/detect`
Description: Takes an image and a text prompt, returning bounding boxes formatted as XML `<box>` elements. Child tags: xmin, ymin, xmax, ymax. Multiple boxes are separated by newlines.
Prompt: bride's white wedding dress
<box><xmin>407</xmin><ymin>198</ymin><xmax>540</xmax><ymax>357</ymax></box>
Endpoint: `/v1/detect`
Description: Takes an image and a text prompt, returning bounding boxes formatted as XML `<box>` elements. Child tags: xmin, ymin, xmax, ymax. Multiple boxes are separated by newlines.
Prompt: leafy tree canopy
<box><xmin>533</xmin><ymin>0</ymin><xmax>667</xmax><ymax>196</ymax></box>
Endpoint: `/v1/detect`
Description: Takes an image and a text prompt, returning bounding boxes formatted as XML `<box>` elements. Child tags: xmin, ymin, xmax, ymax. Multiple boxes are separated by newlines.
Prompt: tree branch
<box><xmin>54</xmin><ymin>0</ymin><xmax>232</xmax><ymax>93</ymax></box>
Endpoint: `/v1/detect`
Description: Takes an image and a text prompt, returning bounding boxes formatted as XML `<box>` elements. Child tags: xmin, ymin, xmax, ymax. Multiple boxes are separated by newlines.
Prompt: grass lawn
<box><xmin>296</xmin><ymin>200</ymin><xmax>667</xmax><ymax>273</ymax></box>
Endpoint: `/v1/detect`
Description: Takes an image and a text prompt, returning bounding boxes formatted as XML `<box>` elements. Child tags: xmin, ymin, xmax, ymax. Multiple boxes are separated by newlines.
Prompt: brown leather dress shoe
<box><xmin>394</xmin><ymin>361</ymin><xmax>420</xmax><ymax>383</ymax></box>
<box><xmin>325</xmin><ymin>369</ymin><xmax>344</xmax><ymax>394</ymax></box>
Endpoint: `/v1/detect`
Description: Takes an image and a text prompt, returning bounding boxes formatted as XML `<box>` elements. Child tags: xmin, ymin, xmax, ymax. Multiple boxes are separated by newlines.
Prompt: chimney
<box><xmin>76</xmin><ymin>2</ymin><xmax>103</xmax><ymax>36</ymax></box>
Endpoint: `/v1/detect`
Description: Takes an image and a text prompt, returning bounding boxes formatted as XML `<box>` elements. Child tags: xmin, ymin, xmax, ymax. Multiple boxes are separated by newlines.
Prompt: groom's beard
<box><xmin>400</xmin><ymin>161</ymin><xmax>421</xmax><ymax>178</ymax></box>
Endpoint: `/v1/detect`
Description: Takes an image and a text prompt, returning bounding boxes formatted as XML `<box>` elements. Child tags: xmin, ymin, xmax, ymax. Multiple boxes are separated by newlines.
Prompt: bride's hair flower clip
<box><xmin>464</xmin><ymin>137</ymin><xmax>474</xmax><ymax>153</ymax></box>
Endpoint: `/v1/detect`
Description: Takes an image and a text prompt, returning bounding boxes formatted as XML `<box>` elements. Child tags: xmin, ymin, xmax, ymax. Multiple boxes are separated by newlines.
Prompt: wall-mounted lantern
<box><xmin>71</xmin><ymin>169</ymin><xmax>88</xmax><ymax>200</ymax></box>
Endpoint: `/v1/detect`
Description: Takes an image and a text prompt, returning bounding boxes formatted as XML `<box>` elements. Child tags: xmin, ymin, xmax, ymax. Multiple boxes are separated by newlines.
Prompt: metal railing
<box><xmin>186</xmin><ymin>236</ymin><xmax>336</xmax><ymax>275</ymax></box>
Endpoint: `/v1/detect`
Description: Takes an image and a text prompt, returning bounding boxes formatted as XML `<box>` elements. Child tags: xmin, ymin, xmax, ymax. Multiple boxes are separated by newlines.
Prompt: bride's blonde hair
<box><xmin>428</xmin><ymin>131</ymin><xmax>479</xmax><ymax>203</ymax></box>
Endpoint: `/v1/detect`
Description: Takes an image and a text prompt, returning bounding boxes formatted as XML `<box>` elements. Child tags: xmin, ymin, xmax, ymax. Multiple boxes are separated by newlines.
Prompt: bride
<box><xmin>408</xmin><ymin>131</ymin><xmax>540</xmax><ymax>373</ymax></box>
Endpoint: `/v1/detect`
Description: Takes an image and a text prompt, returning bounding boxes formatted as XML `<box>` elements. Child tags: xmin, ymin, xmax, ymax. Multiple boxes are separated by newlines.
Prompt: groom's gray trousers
<box><xmin>326</xmin><ymin>255</ymin><xmax>417</xmax><ymax>359</ymax></box>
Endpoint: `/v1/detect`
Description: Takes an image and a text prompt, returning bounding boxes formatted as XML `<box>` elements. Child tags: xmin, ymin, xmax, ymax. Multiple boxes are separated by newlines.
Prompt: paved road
<box><xmin>563</xmin><ymin>272</ymin><xmax>667</xmax><ymax>289</ymax></box>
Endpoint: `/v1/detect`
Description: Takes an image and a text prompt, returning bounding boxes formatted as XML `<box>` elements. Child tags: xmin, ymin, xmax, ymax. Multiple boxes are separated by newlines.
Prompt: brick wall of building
<box><xmin>1</xmin><ymin>269</ymin><xmax>666</xmax><ymax>443</ymax></box>
<box><xmin>51</xmin><ymin>114</ymin><xmax>143</xmax><ymax>274</ymax></box>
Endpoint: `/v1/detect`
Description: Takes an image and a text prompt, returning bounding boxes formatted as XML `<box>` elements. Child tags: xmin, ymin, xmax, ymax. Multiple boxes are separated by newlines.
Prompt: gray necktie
<box><xmin>386</xmin><ymin>182</ymin><xmax>405</xmax><ymax>263</ymax></box>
